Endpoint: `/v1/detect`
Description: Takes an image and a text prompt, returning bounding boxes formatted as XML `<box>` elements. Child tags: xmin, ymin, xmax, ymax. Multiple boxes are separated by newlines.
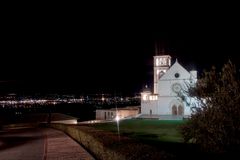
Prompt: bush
<box><xmin>180</xmin><ymin>61</ymin><xmax>240</xmax><ymax>153</ymax></box>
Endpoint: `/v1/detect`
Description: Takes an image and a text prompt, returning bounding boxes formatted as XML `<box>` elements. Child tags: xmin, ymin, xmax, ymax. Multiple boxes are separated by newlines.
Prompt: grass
<box><xmin>73</xmin><ymin>119</ymin><xmax>232</xmax><ymax>160</ymax></box>
<box><xmin>51</xmin><ymin>123</ymin><xmax>175</xmax><ymax>160</ymax></box>
<box><xmin>88</xmin><ymin>119</ymin><xmax>216</xmax><ymax>160</ymax></box>
<box><xmin>89</xmin><ymin>119</ymin><xmax>197</xmax><ymax>159</ymax></box>
<box><xmin>90</xmin><ymin>119</ymin><xmax>185</xmax><ymax>143</ymax></box>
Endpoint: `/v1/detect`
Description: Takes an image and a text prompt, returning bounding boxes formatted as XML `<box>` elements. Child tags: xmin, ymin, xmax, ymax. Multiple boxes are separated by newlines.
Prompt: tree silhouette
<box><xmin>180</xmin><ymin>61</ymin><xmax>240</xmax><ymax>153</ymax></box>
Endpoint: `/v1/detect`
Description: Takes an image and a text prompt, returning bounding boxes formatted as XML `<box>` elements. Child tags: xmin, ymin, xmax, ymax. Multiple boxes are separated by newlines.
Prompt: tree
<box><xmin>180</xmin><ymin>61</ymin><xmax>240</xmax><ymax>153</ymax></box>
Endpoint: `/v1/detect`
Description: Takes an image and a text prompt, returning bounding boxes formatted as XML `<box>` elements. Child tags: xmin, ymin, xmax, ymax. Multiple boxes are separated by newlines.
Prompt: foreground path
<box><xmin>0</xmin><ymin>127</ymin><xmax>95</xmax><ymax>160</ymax></box>
<box><xmin>45</xmin><ymin>128</ymin><xmax>95</xmax><ymax>160</ymax></box>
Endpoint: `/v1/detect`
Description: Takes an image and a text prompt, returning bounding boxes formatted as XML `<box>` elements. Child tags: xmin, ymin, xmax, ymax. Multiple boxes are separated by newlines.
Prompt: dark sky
<box><xmin>1</xmin><ymin>3</ymin><xmax>240</xmax><ymax>95</ymax></box>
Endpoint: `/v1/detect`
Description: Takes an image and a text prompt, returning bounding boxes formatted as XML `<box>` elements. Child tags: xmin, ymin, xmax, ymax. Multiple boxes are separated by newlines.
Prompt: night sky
<box><xmin>1</xmin><ymin>3</ymin><xmax>240</xmax><ymax>95</ymax></box>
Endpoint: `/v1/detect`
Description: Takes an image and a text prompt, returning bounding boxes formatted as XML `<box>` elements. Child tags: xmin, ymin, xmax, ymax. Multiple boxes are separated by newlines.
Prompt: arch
<box><xmin>158</xmin><ymin>71</ymin><xmax>164</xmax><ymax>79</ymax></box>
<box><xmin>169</xmin><ymin>99</ymin><xmax>184</xmax><ymax>116</ymax></box>
<box><xmin>172</xmin><ymin>105</ymin><xmax>177</xmax><ymax>115</ymax></box>
<box><xmin>178</xmin><ymin>105</ymin><xmax>184</xmax><ymax>115</ymax></box>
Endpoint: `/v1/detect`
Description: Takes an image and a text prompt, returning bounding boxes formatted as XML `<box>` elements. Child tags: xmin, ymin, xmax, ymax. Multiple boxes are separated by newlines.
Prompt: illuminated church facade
<box><xmin>140</xmin><ymin>55</ymin><xmax>197</xmax><ymax>119</ymax></box>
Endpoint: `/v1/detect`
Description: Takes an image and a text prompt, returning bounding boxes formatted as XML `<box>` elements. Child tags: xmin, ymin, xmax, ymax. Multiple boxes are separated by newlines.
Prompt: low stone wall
<box><xmin>50</xmin><ymin>123</ymin><xmax>125</xmax><ymax>160</ymax></box>
<box><xmin>50</xmin><ymin>123</ymin><xmax>169</xmax><ymax>160</ymax></box>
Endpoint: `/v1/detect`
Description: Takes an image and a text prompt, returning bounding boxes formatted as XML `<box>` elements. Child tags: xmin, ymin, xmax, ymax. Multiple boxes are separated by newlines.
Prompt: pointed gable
<box><xmin>160</xmin><ymin>60</ymin><xmax>191</xmax><ymax>80</ymax></box>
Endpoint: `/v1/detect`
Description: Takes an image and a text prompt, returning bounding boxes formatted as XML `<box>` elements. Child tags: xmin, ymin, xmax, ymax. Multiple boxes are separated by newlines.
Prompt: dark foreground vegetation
<box><xmin>181</xmin><ymin>61</ymin><xmax>240</xmax><ymax>154</ymax></box>
<box><xmin>49</xmin><ymin>119</ymin><xmax>239</xmax><ymax>160</ymax></box>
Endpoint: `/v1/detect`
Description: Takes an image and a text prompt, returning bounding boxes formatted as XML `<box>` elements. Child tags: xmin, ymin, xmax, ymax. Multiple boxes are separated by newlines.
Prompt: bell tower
<box><xmin>153</xmin><ymin>55</ymin><xmax>171</xmax><ymax>94</ymax></box>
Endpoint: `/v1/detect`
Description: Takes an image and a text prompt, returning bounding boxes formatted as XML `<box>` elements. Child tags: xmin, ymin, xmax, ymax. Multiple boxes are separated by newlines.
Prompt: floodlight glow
<box><xmin>115</xmin><ymin>115</ymin><xmax>120</xmax><ymax>122</ymax></box>
<box><xmin>142</xmin><ymin>94</ymin><xmax>148</xmax><ymax>100</ymax></box>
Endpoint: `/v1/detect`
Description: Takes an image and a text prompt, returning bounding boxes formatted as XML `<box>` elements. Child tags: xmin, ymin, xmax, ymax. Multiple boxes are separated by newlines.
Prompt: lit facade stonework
<box><xmin>96</xmin><ymin>106</ymin><xmax>140</xmax><ymax>120</ymax></box>
<box><xmin>141</xmin><ymin>55</ymin><xmax>197</xmax><ymax>119</ymax></box>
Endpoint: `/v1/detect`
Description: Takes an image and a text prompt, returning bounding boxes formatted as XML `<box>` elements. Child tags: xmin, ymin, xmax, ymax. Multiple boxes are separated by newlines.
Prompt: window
<box><xmin>175</xmin><ymin>73</ymin><xmax>180</xmax><ymax>78</ymax></box>
<box><xmin>172</xmin><ymin>83</ymin><xmax>182</xmax><ymax>93</ymax></box>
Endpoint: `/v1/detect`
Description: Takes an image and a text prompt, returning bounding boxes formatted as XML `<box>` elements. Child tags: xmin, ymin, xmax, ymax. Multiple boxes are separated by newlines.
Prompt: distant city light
<box><xmin>0</xmin><ymin>93</ymin><xmax>141</xmax><ymax>108</ymax></box>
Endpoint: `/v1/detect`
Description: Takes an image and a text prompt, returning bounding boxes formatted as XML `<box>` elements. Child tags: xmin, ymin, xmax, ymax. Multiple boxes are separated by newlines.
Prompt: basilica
<box><xmin>140</xmin><ymin>55</ymin><xmax>197</xmax><ymax>119</ymax></box>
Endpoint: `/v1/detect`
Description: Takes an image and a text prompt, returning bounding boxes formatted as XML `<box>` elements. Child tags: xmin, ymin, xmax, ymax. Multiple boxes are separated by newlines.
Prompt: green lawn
<box><xmin>88</xmin><ymin>119</ymin><xmax>226</xmax><ymax>160</ymax></box>
<box><xmin>91</xmin><ymin>119</ymin><xmax>185</xmax><ymax>143</ymax></box>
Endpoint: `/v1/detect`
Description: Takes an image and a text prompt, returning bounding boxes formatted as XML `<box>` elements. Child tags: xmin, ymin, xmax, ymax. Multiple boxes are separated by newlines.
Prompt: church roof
<box><xmin>160</xmin><ymin>59</ymin><xmax>191</xmax><ymax>80</ymax></box>
<box><xmin>142</xmin><ymin>85</ymin><xmax>151</xmax><ymax>92</ymax></box>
